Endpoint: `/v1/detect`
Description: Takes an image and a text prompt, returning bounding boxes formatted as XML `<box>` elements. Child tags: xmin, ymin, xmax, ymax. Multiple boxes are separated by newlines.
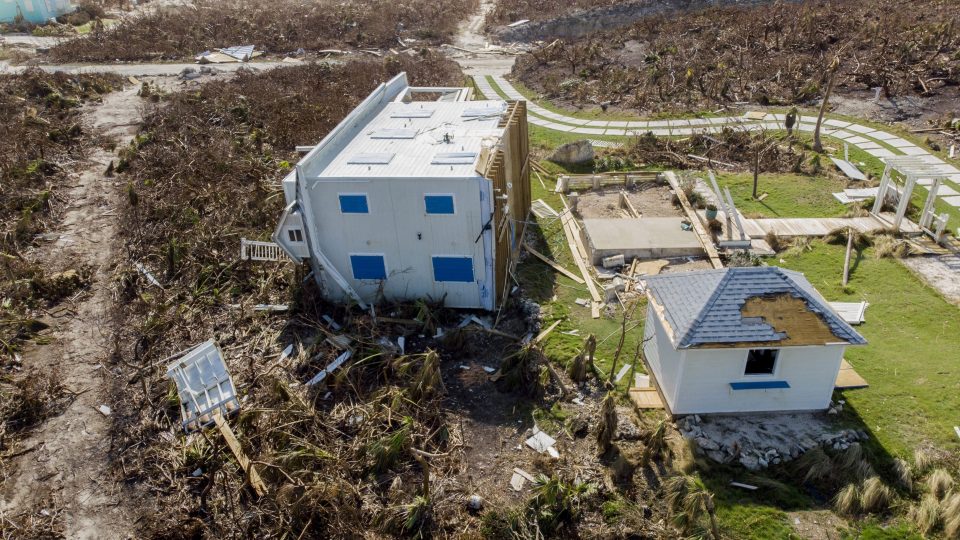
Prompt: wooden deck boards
<box><xmin>742</xmin><ymin>212</ymin><xmax>921</xmax><ymax>239</ymax></box>
<box><xmin>835</xmin><ymin>359</ymin><xmax>869</xmax><ymax>389</ymax></box>
<box><xmin>628</xmin><ymin>388</ymin><xmax>665</xmax><ymax>409</ymax></box>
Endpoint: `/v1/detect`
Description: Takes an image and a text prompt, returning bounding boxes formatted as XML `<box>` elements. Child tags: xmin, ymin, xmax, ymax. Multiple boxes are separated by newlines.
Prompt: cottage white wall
<box><xmin>671</xmin><ymin>344</ymin><xmax>845</xmax><ymax>415</ymax></box>
<box><xmin>303</xmin><ymin>176</ymin><xmax>491</xmax><ymax>308</ymax></box>
<box><xmin>643</xmin><ymin>308</ymin><xmax>684</xmax><ymax>412</ymax></box>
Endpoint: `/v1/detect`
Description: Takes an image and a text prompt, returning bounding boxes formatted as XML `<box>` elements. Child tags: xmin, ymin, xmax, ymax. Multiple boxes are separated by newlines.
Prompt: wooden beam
<box><xmin>620</xmin><ymin>190</ymin><xmax>641</xmax><ymax>218</ymax></box>
<box><xmin>213</xmin><ymin>413</ymin><xmax>267</xmax><ymax>497</ymax></box>
<box><xmin>842</xmin><ymin>228</ymin><xmax>853</xmax><ymax>286</ymax></box>
<box><xmin>663</xmin><ymin>172</ymin><xmax>723</xmax><ymax>269</ymax></box>
<box><xmin>522</xmin><ymin>243</ymin><xmax>585</xmax><ymax>284</ymax></box>
<box><xmin>557</xmin><ymin>199</ymin><xmax>602</xmax><ymax>318</ymax></box>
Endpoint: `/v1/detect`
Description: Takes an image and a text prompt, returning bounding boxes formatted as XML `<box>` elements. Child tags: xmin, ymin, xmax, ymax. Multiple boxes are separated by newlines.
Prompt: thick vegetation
<box><xmin>50</xmin><ymin>0</ymin><xmax>478</xmax><ymax>62</ymax></box>
<box><xmin>512</xmin><ymin>0</ymin><xmax>960</xmax><ymax>113</ymax></box>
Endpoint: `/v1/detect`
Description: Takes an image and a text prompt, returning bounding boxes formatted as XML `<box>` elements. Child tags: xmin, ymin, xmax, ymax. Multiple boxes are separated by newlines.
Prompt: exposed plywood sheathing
<box><xmin>628</xmin><ymin>388</ymin><xmax>665</xmax><ymax>409</ymax></box>
<box><xmin>704</xmin><ymin>293</ymin><xmax>843</xmax><ymax>348</ymax></box>
<box><xmin>835</xmin><ymin>359</ymin><xmax>869</xmax><ymax>389</ymax></box>
<box><xmin>482</xmin><ymin>101</ymin><xmax>531</xmax><ymax>306</ymax></box>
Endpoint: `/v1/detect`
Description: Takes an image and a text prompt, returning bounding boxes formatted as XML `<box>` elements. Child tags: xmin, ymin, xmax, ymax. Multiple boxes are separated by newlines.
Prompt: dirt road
<box><xmin>0</xmin><ymin>81</ymin><xmax>147</xmax><ymax>538</ymax></box>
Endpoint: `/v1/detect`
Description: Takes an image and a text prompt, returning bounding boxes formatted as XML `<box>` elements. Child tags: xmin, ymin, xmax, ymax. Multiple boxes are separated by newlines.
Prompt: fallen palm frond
<box><xmin>664</xmin><ymin>475</ymin><xmax>719</xmax><ymax>539</ymax></box>
<box><xmin>641</xmin><ymin>419</ymin><xmax>669</xmax><ymax>467</ymax></box>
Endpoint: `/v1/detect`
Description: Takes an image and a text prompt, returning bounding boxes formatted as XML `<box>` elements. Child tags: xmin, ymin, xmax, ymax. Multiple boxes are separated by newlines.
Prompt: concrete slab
<box><xmin>581</xmin><ymin>218</ymin><xmax>703</xmax><ymax>263</ymax></box>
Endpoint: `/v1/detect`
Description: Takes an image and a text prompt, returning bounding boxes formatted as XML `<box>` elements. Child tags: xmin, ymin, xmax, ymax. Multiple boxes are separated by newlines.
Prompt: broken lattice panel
<box><xmin>167</xmin><ymin>340</ymin><xmax>240</xmax><ymax>432</ymax></box>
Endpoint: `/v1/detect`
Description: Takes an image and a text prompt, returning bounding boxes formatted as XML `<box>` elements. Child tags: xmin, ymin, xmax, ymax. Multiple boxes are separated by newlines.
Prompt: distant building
<box><xmin>642</xmin><ymin>266</ymin><xmax>866</xmax><ymax>415</ymax></box>
<box><xmin>1</xmin><ymin>0</ymin><xmax>73</xmax><ymax>24</ymax></box>
<box><xmin>274</xmin><ymin>72</ymin><xmax>530</xmax><ymax>310</ymax></box>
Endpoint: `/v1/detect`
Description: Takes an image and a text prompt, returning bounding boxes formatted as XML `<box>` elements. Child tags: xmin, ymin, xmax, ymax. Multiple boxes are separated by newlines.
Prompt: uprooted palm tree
<box><xmin>596</xmin><ymin>392</ymin><xmax>617</xmax><ymax>456</ymax></box>
<box><xmin>664</xmin><ymin>475</ymin><xmax>721</xmax><ymax>540</ymax></box>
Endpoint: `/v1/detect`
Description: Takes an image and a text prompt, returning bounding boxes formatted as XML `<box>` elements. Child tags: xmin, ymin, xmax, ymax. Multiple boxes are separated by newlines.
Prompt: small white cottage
<box><xmin>641</xmin><ymin>266</ymin><xmax>867</xmax><ymax>415</ymax></box>
<box><xmin>273</xmin><ymin>72</ymin><xmax>530</xmax><ymax>310</ymax></box>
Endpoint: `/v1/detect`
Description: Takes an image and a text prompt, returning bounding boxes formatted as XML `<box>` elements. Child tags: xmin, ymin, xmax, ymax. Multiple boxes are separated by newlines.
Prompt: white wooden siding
<box><xmin>643</xmin><ymin>309</ymin><xmax>683</xmax><ymax>412</ymax></box>
<box><xmin>671</xmin><ymin>345</ymin><xmax>845</xmax><ymax>414</ymax></box>
<box><xmin>305</xmin><ymin>176</ymin><xmax>488</xmax><ymax>308</ymax></box>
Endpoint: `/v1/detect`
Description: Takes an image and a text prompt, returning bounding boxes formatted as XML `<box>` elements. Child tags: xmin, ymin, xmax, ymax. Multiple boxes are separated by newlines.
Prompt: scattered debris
<box><xmin>134</xmin><ymin>262</ymin><xmax>162</xmax><ymax>288</ymax></box>
<box><xmin>829</xmin><ymin>301</ymin><xmax>869</xmax><ymax>325</ymax></box>
<box><xmin>166</xmin><ymin>340</ymin><xmax>240</xmax><ymax>432</ymax></box>
<box><xmin>531</xmin><ymin>198</ymin><xmax>559</xmax><ymax>218</ymax></box>
<box><xmin>97</xmin><ymin>404</ymin><xmax>112</xmax><ymax>417</ymax></box>
<box><xmin>305</xmin><ymin>350</ymin><xmax>353</xmax><ymax>386</ymax></box>
<box><xmin>730</xmin><ymin>481</ymin><xmax>758</xmax><ymax>491</ymax></box>
<box><xmin>614</xmin><ymin>364</ymin><xmax>632</xmax><ymax>383</ymax></box>
<box><xmin>525</xmin><ymin>428</ymin><xmax>559</xmax><ymax>458</ymax></box>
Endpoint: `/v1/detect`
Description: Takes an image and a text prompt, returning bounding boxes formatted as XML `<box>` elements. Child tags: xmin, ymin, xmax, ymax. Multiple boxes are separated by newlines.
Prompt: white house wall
<box><xmin>671</xmin><ymin>344</ymin><xmax>845</xmax><ymax>414</ymax></box>
<box><xmin>304</xmin><ymin>176</ymin><xmax>491</xmax><ymax>308</ymax></box>
<box><xmin>643</xmin><ymin>309</ymin><xmax>683</xmax><ymax>412</ymax></box>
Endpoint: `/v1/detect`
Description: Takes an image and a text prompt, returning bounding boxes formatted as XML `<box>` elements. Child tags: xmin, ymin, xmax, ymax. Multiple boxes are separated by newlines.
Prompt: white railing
<box><xmin>240</xmin><ymin>238</ymin><xmax>288</xmax><ymax>262</ymax></box>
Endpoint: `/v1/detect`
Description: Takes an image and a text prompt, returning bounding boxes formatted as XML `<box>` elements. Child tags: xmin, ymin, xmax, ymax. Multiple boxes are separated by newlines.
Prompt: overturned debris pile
<box><xmin>678</xmin><ymin>413</ymin><xmax>867</xmax><ymax>471</ymax></box>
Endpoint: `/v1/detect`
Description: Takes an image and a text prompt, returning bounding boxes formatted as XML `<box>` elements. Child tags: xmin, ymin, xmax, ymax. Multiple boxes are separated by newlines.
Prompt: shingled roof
<box><xmin>644</xmin><ymin>267</ymin><xmax>867</xmax><ymax>349</ymax></box>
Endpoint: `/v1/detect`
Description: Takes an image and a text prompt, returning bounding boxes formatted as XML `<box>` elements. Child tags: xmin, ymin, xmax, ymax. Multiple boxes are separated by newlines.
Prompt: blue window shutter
<box><xmin>729</xmin><ymin>380</ymin><xmax>790</xmax><ymax>390</ymax></box>
<box><xmin>432</xmin><ymin>256</ymin><xmax>474</xmax><ymax>282</ymax></box>
<box><xmin>339</xmin><ymin>194</ymin><xmax>369</xmax><ymax>213</ymax></box>
<box><xmin>424</xmin><ymin>195</ymin><xmax>454</xmax><ymax>214</ymax></box>
<box><xmin>350</xmin><ymin>255</ymin><xmax>386</xmax><ymax>280</ymax></box>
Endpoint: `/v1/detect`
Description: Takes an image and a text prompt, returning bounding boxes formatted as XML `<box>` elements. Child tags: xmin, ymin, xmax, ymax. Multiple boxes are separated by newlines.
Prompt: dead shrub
<box><xmin>872</xmin><ymin>234</ymin><xmax>912</xmax><ymax>259</ymax></box>
<box><xmin>834</xmin><ymin>483</ymin><xmax>860</xmax><ymax>516</ymax></box>
<box><xmin>764</xmin><ymin>231</ymin><xmax>782</xmax><ymax>252</ymax></box>
<box><xmin>860</xmin><ymin>477</ymin><xmax>893</xmax><ymax>514</ymax></box>
<box><xmin>513</xmin><ymin>0</ymin><xmax>959</xmax><ymax>113</ymax></box>
<box><xmin>912</xmin><ymin>494</ymin><xmax>942</xmax><ymax>535</ymax></box>
<box><xmin>51</xmin><ymin>0</ymin><xmax>478</xmax><ymax>62</ymax></box>
<box><xmin>927</xmin><ymin>469</ymin><xmax>954</xmax><ymax>500</ymax></box>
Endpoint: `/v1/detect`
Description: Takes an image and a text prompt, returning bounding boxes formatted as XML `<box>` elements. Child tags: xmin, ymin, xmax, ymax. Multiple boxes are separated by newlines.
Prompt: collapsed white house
<box><xmin>641</xmin><ymin>266</ymin><xmax>867</xmax><ymax>415</ymax></box>
<box><xmin>274</xmin><ymin>73</ymin><xmax>530</xmax><ymax>310</ymax></box>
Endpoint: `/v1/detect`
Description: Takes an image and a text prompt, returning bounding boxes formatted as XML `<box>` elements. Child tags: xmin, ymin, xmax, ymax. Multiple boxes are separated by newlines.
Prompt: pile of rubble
<box><xmin>678</xmin><ymin>411</ymin><xmax>868</xmax><ymax>471</ymax></box>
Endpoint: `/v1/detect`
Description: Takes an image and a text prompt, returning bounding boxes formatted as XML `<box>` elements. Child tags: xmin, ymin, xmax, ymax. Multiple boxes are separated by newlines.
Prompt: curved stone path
<box><xmin>474</xmin><ymin>75</ymin><xmax>960</xmax><ymax>209</ymax></box>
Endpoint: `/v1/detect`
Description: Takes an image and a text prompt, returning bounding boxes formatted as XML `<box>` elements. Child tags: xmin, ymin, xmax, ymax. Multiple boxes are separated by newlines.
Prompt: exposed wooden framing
<box><xmin>213</xmin><ymin>413</ymin><xmax>268</xmax><ymax>497</ymax></box>
<box><xmin>620</xmin><ymin>190</ymin><xmax>641</xmax><ymax>218</ymax></box>
<box><xmin>482</xmin><ymin>101</ymin><xmax>531</xmax><ymax>308</ymax></box>
<box><xmin>708</xmin><ymin>171</ymin><xmax>733</xmax><ymax>241</ymax></box>
<box><xmin>522</xmin><ymin>243</ymin><xmax>585</xmax><ymax>284</ymax></box>
<box><xmin>723</xmin><ymin>187</ymin><xmax>747</xmax><ymax>242</ymax></box>
<box><xmin>558</xmin><ymin>199</ymin><xmax>602</xmax><ymax>318</ymax></box>
<box><xmin>663</xmin><ymin>172</ymin><xmax>723</xmax><ymax>269</ymax></box>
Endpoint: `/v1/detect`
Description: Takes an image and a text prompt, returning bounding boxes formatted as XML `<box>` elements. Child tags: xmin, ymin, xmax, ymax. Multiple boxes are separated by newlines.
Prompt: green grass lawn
<box><xmin>716</xmin><ymin>172</ymin><xmax>849</xmax><ymax>219</ymax></box>
<box><xmin>777</xmin><ymin>242</ymin><xmax>960</xmax><ymax>457</ymax></box>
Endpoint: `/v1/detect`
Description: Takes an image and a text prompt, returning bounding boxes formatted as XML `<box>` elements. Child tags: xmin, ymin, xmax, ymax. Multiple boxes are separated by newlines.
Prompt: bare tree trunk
<box><xmin>752</xmin><ymin>149</ymin><xmax>761</xmax><ymax>198</ymax></box>
<box><xmin>813</xmin><ymin>62</ymin><xmax>840</xmax><ymax>153</ymax></box>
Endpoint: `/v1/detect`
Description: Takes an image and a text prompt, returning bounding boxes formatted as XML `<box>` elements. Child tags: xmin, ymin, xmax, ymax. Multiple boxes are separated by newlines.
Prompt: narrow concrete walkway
<box><xmin>474</xmin><ymin>75</ymin><xmax>960</xmax><ymax>210</ymax></box>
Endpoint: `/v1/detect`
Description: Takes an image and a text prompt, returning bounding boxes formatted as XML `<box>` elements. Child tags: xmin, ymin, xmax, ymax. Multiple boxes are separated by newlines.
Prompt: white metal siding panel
<box><xmin>643</xmin><ymin>309</ymin><xmax>683</xmax><ymax>412</ymax></box>
<box><xmin>306</xmin><ymin>177</ymin><xmax>487</xmax><ymax>308</ymax></box>
<box><xmin>672</xmin><ymin>345</ymin><xmax>845</xmax><ymax>414</ymax></box>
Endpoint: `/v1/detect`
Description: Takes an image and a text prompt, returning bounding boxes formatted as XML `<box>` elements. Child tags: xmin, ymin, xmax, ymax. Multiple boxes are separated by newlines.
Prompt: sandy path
<box><xmin>0</xmin><ymin>82</ymin><xmax>147</xmax><ymax>539</ymax></box>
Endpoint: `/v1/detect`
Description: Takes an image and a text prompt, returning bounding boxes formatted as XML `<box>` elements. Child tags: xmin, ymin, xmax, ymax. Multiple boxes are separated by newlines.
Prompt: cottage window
<box><xmin>424</xmin><ymin>194</ymin><xmax>455</xmax><ymax>214</ymax></box>
<box><xmin>339</xmin><ymin>194</ymin><xmax>369</xmax><ymax>214</ymax></box>
<box><xmin>745</xmin><ymin>349</ymin><xmax>778</xmax><ymax>375</ymax></box>
<box><xmin>287</xmin><ymin>229</ymin><xmax>304</xmax><ymax>243</ymax></box>
<box><xmin>350</xmin><ymin>254</ymin><xmax>387</xmax><ymax>280</ymax></box>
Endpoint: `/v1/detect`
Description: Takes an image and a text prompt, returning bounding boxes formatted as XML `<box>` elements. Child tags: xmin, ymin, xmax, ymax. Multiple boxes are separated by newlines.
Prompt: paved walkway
<box><xmin>0</xmin><ymin>60</ymin><xmax>291</xmax><ymax>76</ymax></box>
<box><xmin>473</xmin><ymin>75</ymin><xmax>960</xmax><ymax>210</ymax></box>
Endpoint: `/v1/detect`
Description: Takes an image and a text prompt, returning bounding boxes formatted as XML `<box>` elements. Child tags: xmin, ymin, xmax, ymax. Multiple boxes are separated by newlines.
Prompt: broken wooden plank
<box><xmin>664</xmin><ymin>172</ymin><xmax>723</xmax><ymax>269</ymax></box>
<box><xmin>730</xmin><ymin>481</ymin><xmax>759</xmax><ymax>491</ymax></box>
<box><xmin>522</xmin><ymin>243</ymin><xmax>585</xmax><ymax>284</ymax></box>
<box><xmin>620</xmin><ymin>190</ymin><xmax>641</xmax><ymax>218</ymax></box>
<box><xmin>213</xmin><ymin>413</ymin><xmax>267</xmax><ymax>497</ymax></box>
<box><xmin>534</xmin><ymin>320</ymin><xmax>562</xmax><ymax>344</ymax></box>
<box><xmin>558</xmin><ymin>207</ymin><xmax>601</xmax><ymax>305</ymax></box>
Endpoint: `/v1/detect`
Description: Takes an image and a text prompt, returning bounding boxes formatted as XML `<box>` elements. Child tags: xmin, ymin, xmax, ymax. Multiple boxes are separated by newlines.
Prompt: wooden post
<box><xmin>213</xmin><ymin>413</ymin><xmax>267</xmax><ymax>497</ymax></box>
<box><xmin>842</xmin><ymin>229</ymin><xmax>853</xmax><ymax>286</ymax></box>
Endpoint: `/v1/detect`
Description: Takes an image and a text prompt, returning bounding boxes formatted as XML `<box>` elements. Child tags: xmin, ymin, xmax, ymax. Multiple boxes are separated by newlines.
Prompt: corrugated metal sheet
<box><xmin>645</xmin><ymin>267</ymin><xmax>867</xmax><ymax>349</ymax></box>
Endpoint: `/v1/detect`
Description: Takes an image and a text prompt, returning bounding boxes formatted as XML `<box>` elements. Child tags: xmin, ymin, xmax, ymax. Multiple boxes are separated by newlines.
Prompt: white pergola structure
<box><xmin>871</xmin><ymin>156</ymin><xmax>951</xmax><ymax>242</ymax></box>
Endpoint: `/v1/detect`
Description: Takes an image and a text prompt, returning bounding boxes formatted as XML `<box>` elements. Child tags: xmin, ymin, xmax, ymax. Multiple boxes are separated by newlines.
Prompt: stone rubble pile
<box><xmin>677</xmin><ymin>410</ymin><xmax>869</xmax><ymax>472</ymax></box>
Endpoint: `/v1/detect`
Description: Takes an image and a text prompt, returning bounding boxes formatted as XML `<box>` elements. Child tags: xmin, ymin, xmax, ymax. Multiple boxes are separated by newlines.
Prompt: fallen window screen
<box><xmin>166</xmin><ymin>340</ymin><xmax>240</xmax><ymax>432</ymax></box>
